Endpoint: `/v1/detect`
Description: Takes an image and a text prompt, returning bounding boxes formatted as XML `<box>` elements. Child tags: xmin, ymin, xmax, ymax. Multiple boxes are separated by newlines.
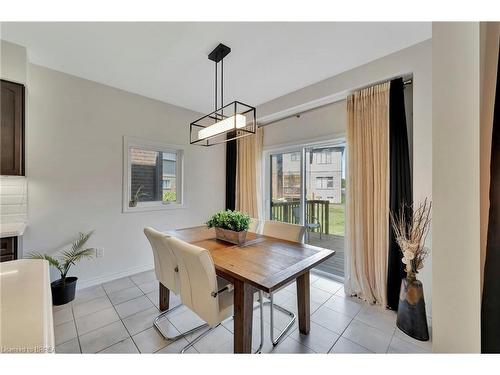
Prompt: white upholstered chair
<box><xmin>167</xmin><ymin>236</ymin><xmax>264</xmax><ymax>353</ymax></box>
<box><xmin>262</xmin><ymin>220</ymin><xmax>306</xmax><ymax>243</ymax></box>
<box><xmin>260</xmin><ymin>220</ymin><xmax>306</xmax><ymax>346</ymax></box>
<box><xmin>144</xmin><ymin>227</ymin><xmax>208</xmax><ymax>341</ymax></box>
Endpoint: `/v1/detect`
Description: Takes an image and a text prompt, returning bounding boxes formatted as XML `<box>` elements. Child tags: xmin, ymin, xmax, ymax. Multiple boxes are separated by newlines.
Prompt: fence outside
<box><xmin>271</xmin><ymin>199</ymin><xmax>330</xmax><ymax>234</ymax></box>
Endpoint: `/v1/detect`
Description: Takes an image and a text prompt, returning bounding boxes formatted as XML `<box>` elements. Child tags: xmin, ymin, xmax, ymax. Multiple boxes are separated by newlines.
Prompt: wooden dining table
<box><xmin>163</xmin><ymin>226</ymin><xmax>335</xmax><ymax>353</ymax></box>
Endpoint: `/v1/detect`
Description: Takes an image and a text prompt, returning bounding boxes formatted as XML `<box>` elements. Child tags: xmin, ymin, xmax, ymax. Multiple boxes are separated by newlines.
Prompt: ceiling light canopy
<box><xmin>190</xmin><ymin>43</ymin><xmax>256</xmax><ymax>146</ymax></box>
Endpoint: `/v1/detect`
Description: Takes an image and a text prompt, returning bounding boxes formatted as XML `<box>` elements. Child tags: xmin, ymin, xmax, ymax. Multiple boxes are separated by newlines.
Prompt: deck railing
<box><xmin>271</xmin><ymin>199</ymin><xmax>330</xmax><ymax>234</ymax></box>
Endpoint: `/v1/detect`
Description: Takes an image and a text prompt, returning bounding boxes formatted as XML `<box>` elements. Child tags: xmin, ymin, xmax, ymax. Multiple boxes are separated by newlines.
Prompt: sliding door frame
<box><xmin>263</xmin><ymin>136</ymin><xmax>346</xmax><ymax>224</ymax></box>
<box><xmin>267</xmin><ymin>147</ymin><xmax>304</xmax><ymax>223</ymax></box>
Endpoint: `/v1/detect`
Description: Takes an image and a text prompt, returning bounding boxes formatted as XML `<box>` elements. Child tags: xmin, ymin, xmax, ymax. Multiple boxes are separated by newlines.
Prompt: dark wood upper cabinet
<box><xmin>1</xmin><ymin>79</ymin><xmax>25</xmax><ymax>176</ymax></box>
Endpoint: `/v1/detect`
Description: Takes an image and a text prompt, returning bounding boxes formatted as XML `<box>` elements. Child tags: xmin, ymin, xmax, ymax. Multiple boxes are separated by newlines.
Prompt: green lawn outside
<box><xmin>328</xmin><ymin>203</ymin><xmax>345</xmax><ymax>236</ymax></box>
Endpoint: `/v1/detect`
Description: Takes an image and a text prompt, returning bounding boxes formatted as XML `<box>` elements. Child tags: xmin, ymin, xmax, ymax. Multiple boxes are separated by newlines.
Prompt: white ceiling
<box><xmin>1</xmin><ymin>22</ymin><xmax>431</xmax><ymax>114</ymax></box>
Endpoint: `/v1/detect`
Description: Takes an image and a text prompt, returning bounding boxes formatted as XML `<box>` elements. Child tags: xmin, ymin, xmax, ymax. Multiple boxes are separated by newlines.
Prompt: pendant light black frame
<box><xmin>190</xmin><ymin>43</ymin><xmax>256</xmax><ymax>146</ymax></box>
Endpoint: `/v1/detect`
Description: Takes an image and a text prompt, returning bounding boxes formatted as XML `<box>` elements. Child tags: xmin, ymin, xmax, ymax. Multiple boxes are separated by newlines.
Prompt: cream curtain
<box><xmin>345</xmin><ymin>82</ymin><xmax>390</xmax><ymax>306</ymax></box>
<box><xmin>235</xmin><ymin>127</ymin><xmax>264</xmax><ymax>219</ymax></box>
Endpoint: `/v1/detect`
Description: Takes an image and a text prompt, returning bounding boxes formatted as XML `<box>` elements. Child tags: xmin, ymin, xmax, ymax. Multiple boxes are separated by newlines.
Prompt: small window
<box><xmin>315</xmin><ymin>176</ymin><xmax>334</xmax><ymax>189</ymax></box>
<box><xmin>316</xmin><ymin>150</ymin><xmax>333</xmax><ymax>164</ymax></box>
<box><xmin>326</xmin><ymin>177</ymin><xmax>334</xmax><ymax>188</ymax></box>
<box><xmin>123</xmin><ymin>137</ymin><xmax>184</xmax><ymax>212</ymax></box>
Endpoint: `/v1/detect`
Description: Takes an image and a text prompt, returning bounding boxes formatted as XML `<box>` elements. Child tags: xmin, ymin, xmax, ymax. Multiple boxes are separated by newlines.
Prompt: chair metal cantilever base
<box><xmin>180</xmin><ymin>323</ymin><xmax>221</xmax><ymax>354</ymax></box>
<box><xmin>268</xmin><ymin>294</ymin><xmax>297</xmax><ymax>346</ymax></box>
<box><xmin>153</xmin><ymin>303</ymin><xmax>209</xmax><ymax>342</ymax></box>
<box><xmin>179</xmin><ymin>291</ymin><xmax>265</xmax><ymax>354</ymax></box>
<box><xmin>253</xmin><ymin>292</ymin><xmax>297</xmax><ymax>347</ymax></box>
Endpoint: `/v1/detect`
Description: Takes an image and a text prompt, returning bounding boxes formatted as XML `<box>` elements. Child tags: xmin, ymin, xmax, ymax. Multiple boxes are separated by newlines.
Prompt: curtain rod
<box><xmin>258</xmin><ymin>77</ymin><xmax>412</xmax><ymax>128</ymax></box>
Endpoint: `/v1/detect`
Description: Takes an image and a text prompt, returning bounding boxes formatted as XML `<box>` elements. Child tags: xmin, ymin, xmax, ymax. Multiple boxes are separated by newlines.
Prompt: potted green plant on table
<box><xmin>206</xmin><ymin>210</ymin><xmax>251</xmax><ymax>245</ymax></box>
<box><xmin>390</xmin><ymin>198</ymin><xmax>432</xmax><ymax>341</ymax></box>
<box><xmin>29</xmin><ymin>231</ymin><xmax>96</xmax><ymax>305</ymax></box>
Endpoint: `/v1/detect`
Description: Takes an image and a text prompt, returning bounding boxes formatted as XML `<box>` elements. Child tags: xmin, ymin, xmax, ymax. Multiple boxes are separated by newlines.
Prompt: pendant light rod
<box><xmin>215</xmin><ymin>58</ymin><xmax>217</xmax><ymax>112</ymax></box>
<box><xmin>190</xmin><ymin>43</ymin><xmax>256</xmax><ymax>146</ymax></box>
<box><xmin>221</xmin><ymin>57</ymin><xmax>224</xmax><ymax>108</ymax></box>
<box><xmin>208</xmin><ymin>43</ymin><xmax>231</xmax><ymax>116</ymax></box>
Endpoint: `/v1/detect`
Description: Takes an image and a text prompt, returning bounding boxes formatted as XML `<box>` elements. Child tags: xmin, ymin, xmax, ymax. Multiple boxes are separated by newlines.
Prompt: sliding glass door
<box><xmin>267</xmin><ymin>142</ymin><xmax>346</xmax><ymax>280</ymax></box>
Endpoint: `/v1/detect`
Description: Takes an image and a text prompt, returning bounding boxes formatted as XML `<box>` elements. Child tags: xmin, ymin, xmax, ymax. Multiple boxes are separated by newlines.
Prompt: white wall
<box><xmin>259</xmin><ymin>40</ymin><xmax>432</xmax><ymax>314</ymax></box>
<box><xmin>24</xmin><ymin>64</ymin><xmax>225</xmax><ymax>288</ymax></box>
<box><xmin>263</xmin><ymin>101</ymin><xmax>347</xmax><ymax>148</ymax></box>
<box><xmin>0</xmin><ymin>40</ymin><xmax>27</xmax><ymax>84</ymax></box>
<box><xmin>432</xmin><ymin>22</ymin><xmax>481</xmax><ymax>353</ymax></box>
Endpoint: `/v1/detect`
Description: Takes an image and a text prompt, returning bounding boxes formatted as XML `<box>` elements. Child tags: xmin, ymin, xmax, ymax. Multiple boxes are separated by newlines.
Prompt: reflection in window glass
<box><xmin>270</xmin><ymin>152</ymin><xmax>301</xmax><ymax>223</ymax></box>
<box><xmin>130</xmin><ymin>148</ymin><xmax>179</xmax><ymax>204</ymax></box>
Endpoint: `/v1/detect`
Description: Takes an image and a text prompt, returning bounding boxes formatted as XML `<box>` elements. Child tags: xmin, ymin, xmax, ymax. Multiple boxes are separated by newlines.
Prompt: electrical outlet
<box><xmin>95</xmin><ymin>248</ymin><xmax>104</xmax><ymax>258</ymax></box>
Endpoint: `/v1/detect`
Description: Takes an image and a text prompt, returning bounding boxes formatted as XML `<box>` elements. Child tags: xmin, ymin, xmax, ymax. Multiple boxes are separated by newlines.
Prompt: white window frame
<box><xmin>122</xmin><ymin>136</ymin><xmax>185</xmax><ymax>213</ymax></box>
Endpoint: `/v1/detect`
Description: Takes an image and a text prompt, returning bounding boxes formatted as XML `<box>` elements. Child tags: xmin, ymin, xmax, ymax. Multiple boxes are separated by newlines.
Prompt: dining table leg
<box><xmin>297</xmin><ymin>271</ymin><xmax>311</xmax><ymax>334</ymax></box>
<box><xmin>233</xmin><ymin>278</ymin><xmax>254</xmax><ymax>353</ymax></box>
<box><xmin>159</xmin><ymin>282</ymin><xmax>170</xmax><ymax>312</ymax></box>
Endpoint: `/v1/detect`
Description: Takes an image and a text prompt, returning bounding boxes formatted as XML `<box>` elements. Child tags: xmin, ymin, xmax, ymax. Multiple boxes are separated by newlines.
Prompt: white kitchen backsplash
<box><xmin>0</xmin><ymin>176</ymin><xmax>28</xmax><ymax>224</ymax></box>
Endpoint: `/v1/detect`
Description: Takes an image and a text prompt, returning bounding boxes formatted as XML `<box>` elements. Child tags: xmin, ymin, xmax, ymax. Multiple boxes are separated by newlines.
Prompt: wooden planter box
<box><xmin>215</xmin><ymin>228</ymin><xmax>247</xmax><ymax>245</ymax></box>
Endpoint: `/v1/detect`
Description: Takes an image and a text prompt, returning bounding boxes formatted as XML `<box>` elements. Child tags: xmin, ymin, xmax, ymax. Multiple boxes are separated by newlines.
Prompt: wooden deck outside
<box><xmin>270</xmin><ymin>199</ymin><xmax>345</xmax><ymax>278</ymax></box>
<box><xmin>307</xmin><ymin>232</ymin><xmax>345</xmax><ymax>278</ymax></box>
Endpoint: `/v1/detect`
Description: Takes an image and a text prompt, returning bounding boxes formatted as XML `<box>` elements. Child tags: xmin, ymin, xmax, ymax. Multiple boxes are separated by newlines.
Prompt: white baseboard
<box><xmin>76</xmin><ymin>264</ymin><xmax>154</xmax><ymax>290</ymax></box>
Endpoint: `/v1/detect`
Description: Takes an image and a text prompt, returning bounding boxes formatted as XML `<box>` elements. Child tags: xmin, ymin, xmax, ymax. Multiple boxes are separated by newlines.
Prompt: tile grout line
<box><xmin>75</xmin><ymin>278</ymin><xmax>155</xmax><ymax>321</ymax></box>
<box><xmin>353</xmin><ymin>304</ymin><xmax>398</xmax><ymax>352</ymax></box>
<box><xmin>302</xmin><ymin>285</ymin><xmax>377</xmax><ymax>354</ymax></box>
<box><xmin>386</xmin><ymin>326</ymin><xmax>399</xmax><ymax>353</ymax></box>
<box><xmin>129</xmin><ymin>273</ymin><xmax>195</xmax><ymax>353</ymax></box>
<box><xmin>312</xmin><ymin>288</ymin><xmax>353</xmax><ymax>353</ymax></box>
<box><xmin>71</xmin><ymin>304</ymin><xmax>83</xmax><ymax>354</ymax></box>
<box><xmin>74</xmin><ymin>292</ymin><xmax>142</xmax><ymax>321</ymax></box>
<box><xmin>326</xmin><ymin>296</ymin><xmax>370</xmax><ymax>353</ymax></box>
<box><xmin>281</xmin><ymin>285</ymin><xmax>343</xmax><ymax>353</ymax></box>
<box><xmin>52</xmin><ymin>304</ymin><xmax>80</xmax><ymax>349</ymax></box>
<box><xmin>99</xmin><ymin>276</ymin><xmax>144</xmax><ymax>354</ymax></box>
<box><xmin>271</xmin><ymin>287</ymin><xmax>335</xmax><ymax>353</ymax></box>
<box><xmin>69</xmin><ymin>276</ymin><xmax>149</xmax><ymax>353</ymax></box>
<box><xmin>67</xmin><ymin>303</ymin><xmax>82</xmax><ymax>353</ymax></box>
<box><xmin>329</xmin><ymin>298</ymin><xmax>401</xmax><ymax>353</ymax></box>
<box><xmin>319</xmin><ymin>290</ymin><xmax>353</xmax><ymax>353</ymax></box>
<box><xmin>60</xmin><ymin>271</ymin><xmax>427</xmax><ymax>354</ymax></box>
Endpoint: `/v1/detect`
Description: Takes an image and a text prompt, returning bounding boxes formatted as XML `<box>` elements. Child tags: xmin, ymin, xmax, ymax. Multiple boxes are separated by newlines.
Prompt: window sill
<box><xmin>122</xmin><ymin>202</ymin><xmax>186</xmax><ymax>213</ymax></box>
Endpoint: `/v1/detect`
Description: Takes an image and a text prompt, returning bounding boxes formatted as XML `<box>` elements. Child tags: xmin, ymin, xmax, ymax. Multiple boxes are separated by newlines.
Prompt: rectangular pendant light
<box><xmin>189</xmin><ymin>43</ymin><xmax>257</xmax><ymax>146</ymax></box>
<box><xmin>198</xmin><ymin>114</ymin><xmax>246</xmax><ymax>140</ymax></box>
<box><xmin>190</xmin><ymin>101</ymin><xmax>256</xmax><ymax>146</ymax></box>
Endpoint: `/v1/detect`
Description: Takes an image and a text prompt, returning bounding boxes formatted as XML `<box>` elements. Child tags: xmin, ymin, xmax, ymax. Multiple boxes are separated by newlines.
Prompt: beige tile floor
<box><xmin>53</xmin><ymin>270</ymin><xmax>432</xmax><ymax>354</ymax></box>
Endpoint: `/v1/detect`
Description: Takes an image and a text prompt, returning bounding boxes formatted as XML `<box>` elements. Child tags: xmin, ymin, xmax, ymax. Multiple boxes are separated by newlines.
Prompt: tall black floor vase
<box><xmin>387</xmin><ymin>78</ymin><xmax>413</xmax><ymax>311</ymax></box>
<box><xmin>481</xmin><ymin>40</ymin><xmax>500</xmax><ymax>353</ymax></box>
<box><xmin>396</xmin><ymin>278</ymin><xmax>429</xmax><ymax>341</ymax></box>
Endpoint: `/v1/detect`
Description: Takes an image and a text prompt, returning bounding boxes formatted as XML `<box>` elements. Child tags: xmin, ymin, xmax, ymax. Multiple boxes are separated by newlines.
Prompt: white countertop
<box><xmin>0</xmin><ymin>259</ymin><xmax>55</xmax><ymax>353</ymax></box>
<box><xmin>0</xmin><ymin>222</ymin><xmax>27</xmax><ymax>238</ymax></box>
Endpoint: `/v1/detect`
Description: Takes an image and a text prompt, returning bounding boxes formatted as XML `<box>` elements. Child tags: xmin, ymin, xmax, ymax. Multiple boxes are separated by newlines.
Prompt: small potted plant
<box><xmin>206</xmin><ymin>210</ymin><xmax>250</xmax><ymax>245</ymax></box>
<box><xmin>29</xmin><ymin>231</ymin><xmax>96</xmax><ymax>305</ymax></box>
<box><xmin>130</xmin><ymin>185</ymin><xmax>149</xmax><ymax>207</ymax></box>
